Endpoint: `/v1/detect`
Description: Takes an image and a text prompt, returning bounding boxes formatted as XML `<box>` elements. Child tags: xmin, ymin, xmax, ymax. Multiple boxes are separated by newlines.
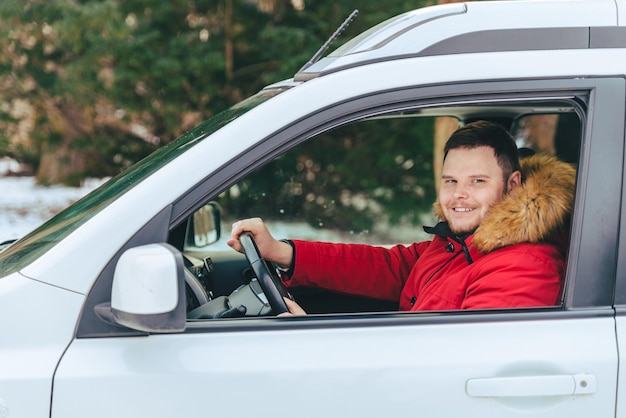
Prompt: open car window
<box><xmin>172</xmin><ymin>96</ymin><xmax>583</xmax><ymax>319</ymax></box>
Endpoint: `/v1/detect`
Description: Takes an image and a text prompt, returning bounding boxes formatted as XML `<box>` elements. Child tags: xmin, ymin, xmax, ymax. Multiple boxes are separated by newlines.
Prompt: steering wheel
<box><xmin>239</xmin><ymin>232</ymin><xmax>292</xmax><ymax>315</ymax></box>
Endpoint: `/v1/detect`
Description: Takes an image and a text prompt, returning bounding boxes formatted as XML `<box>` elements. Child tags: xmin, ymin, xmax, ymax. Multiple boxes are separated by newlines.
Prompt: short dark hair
<box><xmin>444</xmin><ymin>120</ymin><xmax>521</xmax><ymax>180</ymax></box>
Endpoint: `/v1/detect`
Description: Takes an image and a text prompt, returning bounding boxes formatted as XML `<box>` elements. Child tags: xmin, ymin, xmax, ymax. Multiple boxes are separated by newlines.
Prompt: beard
<box><xmin>448</xmin><ymin>223</ymin><xmax>478</xmax><ymax>237</ymax></box>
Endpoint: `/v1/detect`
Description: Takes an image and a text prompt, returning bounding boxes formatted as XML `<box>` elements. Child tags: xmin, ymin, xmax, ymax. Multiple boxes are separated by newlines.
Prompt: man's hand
<box><xmin>278</xmin><ymin>297</ymin><xmax>308</xmax><ymax>317</ymax></box>
<box><xmin>228</xmin><ymin>217</ymin><xmax>294</xmax><ymax>268</ymax></box>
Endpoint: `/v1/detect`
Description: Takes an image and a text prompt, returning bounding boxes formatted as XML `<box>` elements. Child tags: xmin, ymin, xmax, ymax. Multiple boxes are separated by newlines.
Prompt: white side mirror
<box><xmin>110</xmin><ymin>243</ymin><xmax>186</xmax><ymax>333</ymax></box>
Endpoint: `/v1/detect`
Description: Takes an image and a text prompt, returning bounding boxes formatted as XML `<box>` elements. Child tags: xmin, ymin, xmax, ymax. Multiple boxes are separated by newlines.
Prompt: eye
<box><xmin>471</xmin><ymin>178</ymin><xmax>485</xmax><ymax>184</ymax></box>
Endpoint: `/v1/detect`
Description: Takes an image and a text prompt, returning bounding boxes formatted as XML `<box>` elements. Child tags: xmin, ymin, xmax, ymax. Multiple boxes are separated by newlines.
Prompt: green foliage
<box><xmin>0</xmin><ymin>0</ymin><xmax>443</xmax><ymax>228</ymax></box>
<box><xmin>0</xmin><ymin>0</ymin><xmax>147</xmax><ymax>179</ymax></box>
<box><xmin>219</xmin><ymin>116</ymin><xmax>437</xmax><ymax>232</ymax></box>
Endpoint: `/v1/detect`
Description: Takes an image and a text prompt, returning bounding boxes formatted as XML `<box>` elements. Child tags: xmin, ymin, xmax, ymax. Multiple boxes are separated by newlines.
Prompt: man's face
<box><xmin>439</xmin><ymin>146</ymin><xmax>520</xmax><ymax>235</ymax></box>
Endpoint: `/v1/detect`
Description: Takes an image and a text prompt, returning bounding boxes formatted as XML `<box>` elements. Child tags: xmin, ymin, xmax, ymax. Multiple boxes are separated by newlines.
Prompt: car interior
<box><xmin>168</xmin><ymin>98</ymin><xmax>583</xmax><ymax>320</ymax></box>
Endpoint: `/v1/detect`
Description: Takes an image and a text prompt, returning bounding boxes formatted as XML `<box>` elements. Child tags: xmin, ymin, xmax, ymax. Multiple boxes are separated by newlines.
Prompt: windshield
<box><xmin>0</xmin><ymin>88</ymin><xmax>285</xmax><ymax>277</ymax></box>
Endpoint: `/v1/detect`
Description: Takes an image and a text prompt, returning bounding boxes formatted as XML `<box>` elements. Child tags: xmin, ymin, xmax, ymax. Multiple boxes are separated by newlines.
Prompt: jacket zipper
<box><xmin>411</xmin><ymin>251</ymin><xmax>463</xmax><ymax>307</ymax></box>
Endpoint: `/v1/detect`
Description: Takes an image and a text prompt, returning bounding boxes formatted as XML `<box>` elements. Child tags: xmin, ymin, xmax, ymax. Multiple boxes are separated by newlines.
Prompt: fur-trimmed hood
<box><xmin>434</xmin><ymin>154</ymin><xmax>576</xmax><ymax>253</ymax></box>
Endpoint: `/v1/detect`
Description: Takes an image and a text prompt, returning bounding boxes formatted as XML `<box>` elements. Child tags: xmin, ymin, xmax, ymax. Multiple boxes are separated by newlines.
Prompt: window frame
<box><xmin>77</xmin><ymin>77</ymin><xmax>624</xmax><ymax>338</ymax></box>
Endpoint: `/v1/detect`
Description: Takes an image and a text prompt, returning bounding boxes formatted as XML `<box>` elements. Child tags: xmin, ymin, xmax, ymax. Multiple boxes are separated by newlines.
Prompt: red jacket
<box><xmin>286</xmin><ymin>234</ymin><xmax>564</xmax><ymax>310</ymax></box>
<box><xmin>283</xmin><ymin>154</ymin><xmax>575</xmax><ymax>311</ymax></box>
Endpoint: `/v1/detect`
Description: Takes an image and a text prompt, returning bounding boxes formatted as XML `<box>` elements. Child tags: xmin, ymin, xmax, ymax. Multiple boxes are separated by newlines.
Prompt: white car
<box><xmin>2</xmin><ymin>0</ymin><xmax>626</xmax><ymax>417</ymax></box>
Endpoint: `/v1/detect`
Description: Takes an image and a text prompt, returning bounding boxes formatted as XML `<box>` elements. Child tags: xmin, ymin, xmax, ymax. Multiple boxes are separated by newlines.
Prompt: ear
<box><xmin>433</xmin><ymin>200</ymin><xmax>446</xmax><ymax>221</ymax></box>
<box><xmin>507</xmin><ymin>170</ymin><xmax>522</xmax><ymax>193</ymax></box>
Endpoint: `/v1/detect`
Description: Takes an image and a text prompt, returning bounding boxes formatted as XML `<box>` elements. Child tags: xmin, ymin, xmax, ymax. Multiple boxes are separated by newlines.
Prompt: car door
<box><xmin>52</xmin><ymin>77</ymin><xmax>622</xmax><ymax>418</ymax></box>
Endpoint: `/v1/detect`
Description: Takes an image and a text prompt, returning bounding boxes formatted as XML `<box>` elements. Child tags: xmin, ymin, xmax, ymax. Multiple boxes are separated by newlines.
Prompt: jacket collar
<box><xmin>423</xmin><ymin>222</ymin><xmax>474</xmax><ymax>264</ymax></box>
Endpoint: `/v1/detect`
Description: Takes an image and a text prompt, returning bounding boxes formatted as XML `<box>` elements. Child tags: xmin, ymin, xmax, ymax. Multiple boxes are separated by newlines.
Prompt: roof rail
<box><xmin>294</xmin><ymin>0</ymin><xmax>620</xmax><ymax>82</ymax></box>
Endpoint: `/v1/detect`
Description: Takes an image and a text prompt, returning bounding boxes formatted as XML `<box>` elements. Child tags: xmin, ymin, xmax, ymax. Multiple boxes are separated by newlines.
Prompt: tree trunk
<box><xmin>433</xmin><ymin>117</ymin><xmax>460</xmax><ymax>195</ymax></box>
<box><xmin>35</xmin><ymin>97</ymin><xmax>89</xmax><ymax>186</ymax></box>
<box><xmin>433</xmin><ymin>0</ymin><xmax>465</xmax><ymax>193</ymax></box>
<box><xmin>225</xmin><ymin>0</ymin><xmax>234</xmax><ymax>82</ymax></box>
<box><xmin>37</xmin><ymin>147</ymin><xmax>87</xmax><ymax>186</ymax></box>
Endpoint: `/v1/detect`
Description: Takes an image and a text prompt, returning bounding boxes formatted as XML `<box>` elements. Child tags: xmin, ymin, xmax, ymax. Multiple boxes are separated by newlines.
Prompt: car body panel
<box><xmin>53</xmin><ymin>314</ymin><xmax>617</xmax><ymax>417</ymax></box>
<box><xmin>620</xmin><ymin>0</ymin><xmax>626</xmax><ymax>25</ymax></box>
<box><xmin>615</xmin><ymin>312</ymin><xmax>626</xmax><ymax>416</ymax></box>
<box><xmin>0</xmin><ymin>272</ymin><xmax>83</xmax><ymax>417</ymax></box>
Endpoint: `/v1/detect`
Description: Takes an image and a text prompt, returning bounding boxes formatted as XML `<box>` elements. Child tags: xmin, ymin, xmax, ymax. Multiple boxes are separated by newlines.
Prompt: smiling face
<box><xmin>439</xmin><ymin>146</ymin><xmax>521</xmax><ymax>235</ymax></box>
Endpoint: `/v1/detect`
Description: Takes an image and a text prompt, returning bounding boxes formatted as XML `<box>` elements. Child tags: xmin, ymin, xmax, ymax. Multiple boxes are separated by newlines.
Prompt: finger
<box><xmin>284</xmin><ymin>297</ymin><xmax>307</xmax><ymax>316</ymax></box>
<box><xmin>230</xmin><ymin>220</ymin><xmax>245</xmax><ymax>239</ymax></box>
<box><xmin>231</xmin><ymin>218</ymin><xmax>260</xmax><ymax>239</ymax></box>
<box><xmin>226</xmin><ymin>238</ymin><xmax>242</xmax><ymax>253</ymax></box>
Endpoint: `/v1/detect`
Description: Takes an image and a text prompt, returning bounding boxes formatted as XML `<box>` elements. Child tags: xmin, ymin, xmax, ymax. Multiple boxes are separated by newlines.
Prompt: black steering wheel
<box><xmin>239</xmin><ymin>232</ymin><xmax>292</xmax><ymax>315</ymax></box>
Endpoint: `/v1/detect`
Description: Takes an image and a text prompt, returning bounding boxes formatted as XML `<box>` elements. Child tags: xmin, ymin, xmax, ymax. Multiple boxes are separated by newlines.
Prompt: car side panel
<box><xmin>52</xmin><ymin>314</ymin><xmax>616</xmax><ymax>418</ymax></box>
<box><xmin>0</xmin><ymin>273</ymin><xmax>83</xmax><ymax>418</ymax></box>
<box><xmin>613</xmin><ymin>312</ymin><xmax>626</xmax><ymax>416</ymax></box>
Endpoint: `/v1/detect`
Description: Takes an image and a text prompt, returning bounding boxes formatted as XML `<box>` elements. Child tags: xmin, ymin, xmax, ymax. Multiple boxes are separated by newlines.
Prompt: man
<box><xmin>228</xmin><ymin>121</ymin><xmax>576</xmax><ymax>315</ymax></box>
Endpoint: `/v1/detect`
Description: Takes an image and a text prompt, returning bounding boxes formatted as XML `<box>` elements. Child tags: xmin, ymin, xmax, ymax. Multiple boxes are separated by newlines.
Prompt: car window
<box><xmin>177</xmin><ymin>97</ymin><xmax>583</xmax><ymax>319</ymax></box>
<box><xmin>512</xmin><ymin>112</ymin><xmax>581</xmax><ymax>164</ymax></box>
<box><xmin>215</xmin><ymin>104</ymin><xmax>581</xmax><ymax>247</ymax></box>
<box><xmin>220</xmin><ymin>116</ymin><xmax>440</xmax><ymax>246</ymax></box>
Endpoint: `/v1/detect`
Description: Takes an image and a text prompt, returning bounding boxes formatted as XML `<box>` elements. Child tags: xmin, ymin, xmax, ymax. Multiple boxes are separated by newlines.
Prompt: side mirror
<box><xmin>185</xmin><ymin>202</ymin><xmax>221</xmax><ymax>250</ymax></box>
<box><xmin>109</xmin><ymin>243</ymin><xmax>187</xmax><ymax>333</ymax></box>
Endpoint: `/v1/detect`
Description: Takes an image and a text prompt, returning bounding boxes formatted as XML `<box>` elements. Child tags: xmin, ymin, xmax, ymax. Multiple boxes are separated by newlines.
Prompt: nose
<box><xmin>453</xmin><ymin>183</ymin><xmax>469</xmax><ymax>199</ymax></box>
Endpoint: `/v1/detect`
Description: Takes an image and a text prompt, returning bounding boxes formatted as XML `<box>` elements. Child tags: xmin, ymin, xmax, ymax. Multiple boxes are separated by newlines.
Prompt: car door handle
<box><xmin>466</xmin><ymin>373</ymin><xmax>596</xmax><ymax>397</ymax></box>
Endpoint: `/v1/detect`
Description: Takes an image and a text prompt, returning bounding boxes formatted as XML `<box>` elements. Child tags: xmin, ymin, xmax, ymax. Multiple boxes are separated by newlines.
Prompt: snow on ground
<box><xmin>0</xmin><ymin>176</ymin><xmax>106</xmax><ymax>242</ymax></box>
<box><xmin>0</xmin><ymin>157</ymin><xmax>104</xmax><ymax>241</ymax></box>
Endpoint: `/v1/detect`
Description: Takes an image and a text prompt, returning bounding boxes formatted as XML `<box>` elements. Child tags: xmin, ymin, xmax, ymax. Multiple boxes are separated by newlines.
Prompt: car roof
<box><xmin>295</xmin><ymin>0</ymin><xmax>624</xmax><ymax>81</ymax></box>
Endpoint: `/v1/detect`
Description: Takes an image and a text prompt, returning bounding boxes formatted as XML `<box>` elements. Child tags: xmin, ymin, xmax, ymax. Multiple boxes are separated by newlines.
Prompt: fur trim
<box><xmin>433</xmin><ymin>154</ymin><xmax>576</xmax><ymax>253</ymax></box>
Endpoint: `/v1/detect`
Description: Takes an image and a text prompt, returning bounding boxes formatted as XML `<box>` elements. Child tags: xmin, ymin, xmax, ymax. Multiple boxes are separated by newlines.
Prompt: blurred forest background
<box><xmin>0</xmin><ymin>0</ymin><xmax>464</xmax><ymax>187</ymax></box>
